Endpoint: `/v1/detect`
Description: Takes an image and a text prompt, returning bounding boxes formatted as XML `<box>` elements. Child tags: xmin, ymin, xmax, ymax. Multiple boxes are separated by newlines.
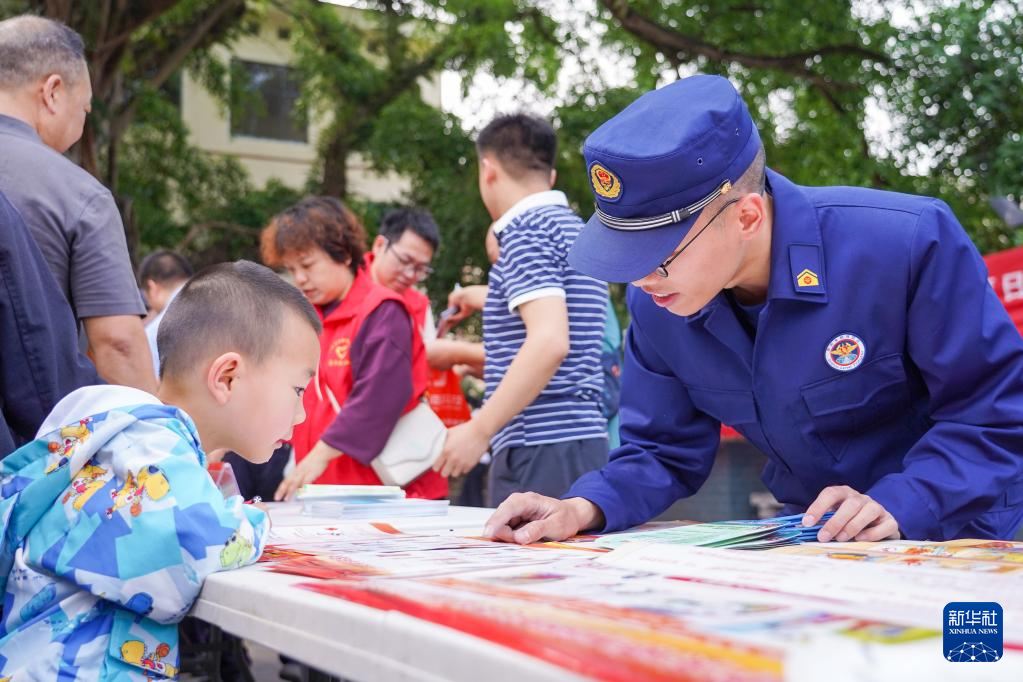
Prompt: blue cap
<box><xmin>568</xmin><ymin>75</ymin><xmax>762</xmax><ymax>283</ymax></box>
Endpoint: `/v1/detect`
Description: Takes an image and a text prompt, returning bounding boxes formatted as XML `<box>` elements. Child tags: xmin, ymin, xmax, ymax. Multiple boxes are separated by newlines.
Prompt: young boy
<box><xmin>433</xmin><ymin>114</ymin><xmax>611</xmax><ymax>506</ymax></box>
<box><xmin>0</xmin><ymin>260</ymin><xmax>321</xmax><ymax>680</ymax></box>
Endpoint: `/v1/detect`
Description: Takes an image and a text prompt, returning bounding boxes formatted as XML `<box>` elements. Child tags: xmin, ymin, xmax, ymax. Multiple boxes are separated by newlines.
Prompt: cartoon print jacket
<box><xmin>0</xmin><ymin>386</ymin><xmax>268</xmax><ymax>680</ymax></box>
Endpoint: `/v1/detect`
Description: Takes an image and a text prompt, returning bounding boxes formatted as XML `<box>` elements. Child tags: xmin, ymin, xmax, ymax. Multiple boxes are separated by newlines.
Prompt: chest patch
<box><xmin>825</xmin><ymin>333</ymin><xmax>865</xmax><ymax>372</ymax></box>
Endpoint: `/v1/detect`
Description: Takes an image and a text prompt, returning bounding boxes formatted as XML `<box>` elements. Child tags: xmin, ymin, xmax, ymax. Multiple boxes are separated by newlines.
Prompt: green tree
<box><xmin>589</xmin><ymin>0</ymin><xmax>1023</xmax><ymax>251</ymax></box>
<box><xmin>888</xmin><ymin>0</ymin><xmax>1023</xmax><ymax>251</ymax></box>
<box><xmin>589</xmin><ymin>0</ymin><xmax>897</xmax><ymax>188</ymax></box>
<box><xmin>252</xmin><ymin>0</ymin><xmax>562</xmax><ymax>305</ymax></box>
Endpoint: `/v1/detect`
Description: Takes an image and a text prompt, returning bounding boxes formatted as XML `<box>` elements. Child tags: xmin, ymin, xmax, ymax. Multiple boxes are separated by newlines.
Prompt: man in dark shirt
<box><xmin>0</xmin><ymin>191</ymin><xmax>98</xmax><ymax>456</ymax></box>
<box><xmin>0</xmin><ymin>15</ymin><xmax>155</xmax><ymax>393</ymax></box>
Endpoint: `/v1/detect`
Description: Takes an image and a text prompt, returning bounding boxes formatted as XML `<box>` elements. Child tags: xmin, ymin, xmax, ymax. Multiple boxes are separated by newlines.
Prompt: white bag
<box><xmin>370</xmin><ymin>400</ymin><xmax>448</xmax><ymax>486</ymax></box>
<box><xmin>319</xmin><ymin>376</ymin><xmax>447</xmax><ymax>487</ymax></box>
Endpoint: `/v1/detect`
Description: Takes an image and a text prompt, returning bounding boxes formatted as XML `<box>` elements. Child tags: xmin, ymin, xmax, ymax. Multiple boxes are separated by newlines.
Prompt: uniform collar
<box><xmin>492</xmin><ymin>190</ymin><xmax>568</xmax><ymax>235</ymax></box>
<box><xmin>764</xmin><ymin>169</ymin><xmax>828</xmax><ymax>304</ymax></box>
<box><xmin>684</xmin><ymin>169</ymin><xmax>827</xmax><ymax>327</ymax></box>
<box><xmin>0</xmin><ymin>113</ymin><xmax>43</xmax><ymax>144</ymax></box>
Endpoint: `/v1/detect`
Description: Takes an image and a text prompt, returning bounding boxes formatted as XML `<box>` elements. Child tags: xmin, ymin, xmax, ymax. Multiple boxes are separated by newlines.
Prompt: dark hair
<box><xmin>260</xmin><ymin>196</ymin><xmax>366</xmax><ymax>276</ymax></box>
<box><xmin>157</xmin><ymin>260</ymin><xmax>321</xmax><ymax>380</ymax></box>
<box><xmin>476</xmin><ymin>113</ymin><xmax>557</xmax><ymax>178</ymax></box>
<box><xmin>379</xmin><ymin>208</ymin><xmax>440</xmax><ymax>252</ymax></box>
<box><xmin>0</xmin><ymin>15</ymin><xmax>86</xmax><ymax>89</ymax></box>
<box><xmin>138</xmin><ymin>250</ymin><xmax>193</xmax><ymax>287</ymax></box>
<box><xmin>733</xmin><ymin>146</ymin><xmax>767</xmax><ymax>195</ymax></box>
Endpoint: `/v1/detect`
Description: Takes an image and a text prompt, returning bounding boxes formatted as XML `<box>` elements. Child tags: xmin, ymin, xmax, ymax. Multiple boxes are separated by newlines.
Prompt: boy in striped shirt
<box><xmin>433</xmin><ymin>114</ymin><xmax>609</xmax><ymax>506</ymax></box>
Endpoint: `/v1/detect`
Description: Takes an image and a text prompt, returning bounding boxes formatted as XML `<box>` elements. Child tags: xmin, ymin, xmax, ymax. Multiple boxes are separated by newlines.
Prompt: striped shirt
<box><xmin>484</xmin><ymin>191</ymin><xmax>608</xmax><ymax>452</ymax></box>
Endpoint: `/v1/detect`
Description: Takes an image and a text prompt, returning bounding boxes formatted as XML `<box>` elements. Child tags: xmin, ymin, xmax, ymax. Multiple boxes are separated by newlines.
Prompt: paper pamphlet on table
<box><xmin>264</xmin><ymin>522</ymin><xmax>600</xmax><ymax>579</ymax></box>
<box><xmin>594</xmin><ymin>513</ymin><xmax>834</xmax><ymax>550</ymax></box>
<box><xmin>265</xmin><ymin>500</ymin><xmax>491</xmax><ymax>533</ymax></box>
<box><xmin>248</xmin><ymin>508</ymin><xmax>1023</xmax><ymax>682</ymax></box>
<box><xmin>598</xmin><ymin>542</ymin><xmax>1023</xmax><ymax>642</ymax></box>
<box><xmin>297</xmin><ymin>547</ymin><xmax>1023</xmax><ymax>682</ymax></box>
<box><xmin>773</xmin><ymin>538</ymin><xmax>1023</xmax><ymax>572</ymax></box>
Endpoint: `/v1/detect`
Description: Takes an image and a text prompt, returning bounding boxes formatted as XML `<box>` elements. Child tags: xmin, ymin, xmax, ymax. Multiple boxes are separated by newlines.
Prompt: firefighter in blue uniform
<box><xmin>484</xmin><ymin>75</ymin><xmax>1023</xmax><ymax>545</ymax></box>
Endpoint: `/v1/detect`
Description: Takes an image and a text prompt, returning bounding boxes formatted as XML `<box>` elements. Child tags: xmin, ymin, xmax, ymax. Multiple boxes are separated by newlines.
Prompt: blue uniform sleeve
<box><xmin>564</xmin><ymin>315</ymin><xmax>720</xmax><ymax>532</ymax></box>
<box><xmin>867</xmin><ymin>200</ymin><xmax>1023</xmax><ymax>540</ymax></box>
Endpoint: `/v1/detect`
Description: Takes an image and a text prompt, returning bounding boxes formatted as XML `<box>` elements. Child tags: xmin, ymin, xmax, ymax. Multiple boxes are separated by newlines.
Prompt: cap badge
<box><xmin>590</xmin><ymin>163</ymin><xmax>622</xmax><ymax>200</ymax></box>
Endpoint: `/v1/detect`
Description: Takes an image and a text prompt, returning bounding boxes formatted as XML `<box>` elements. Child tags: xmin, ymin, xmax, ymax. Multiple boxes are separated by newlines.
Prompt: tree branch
<box><xmin>145</xmin><ymin>0</ymin><xmax>245</xmax><ymax>92</ymax></box>
<box><xmin>599</xmin><ymin>0</ymin><xmax>889</xmax><ymax>110</ymax></box>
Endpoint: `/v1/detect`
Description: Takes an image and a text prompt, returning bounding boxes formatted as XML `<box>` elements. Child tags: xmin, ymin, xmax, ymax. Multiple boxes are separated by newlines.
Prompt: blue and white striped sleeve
<box><xmin>498</xmin><ymin>225</ymin><xmax>566</xmax><ymax>313</ymax></box>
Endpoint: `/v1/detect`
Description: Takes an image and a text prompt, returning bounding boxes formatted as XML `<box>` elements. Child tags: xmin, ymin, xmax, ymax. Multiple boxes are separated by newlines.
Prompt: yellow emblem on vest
<box><xmin>590</xmin><ymin>163</ymin><xmax>622</xmax><ymax>200</ymax></box>
<box><xmin>796</xmin><ymin>268</ymin><xmax>820</xmax><ymax>288</ymax></box>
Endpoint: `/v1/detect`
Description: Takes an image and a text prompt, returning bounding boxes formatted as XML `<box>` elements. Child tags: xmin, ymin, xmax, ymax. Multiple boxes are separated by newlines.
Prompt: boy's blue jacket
<box><xmin>0</xmin><ymin>386</ymin><xmax>269</xmax><ymax>680</ymax></box>
<box><xmin>568</xmin><ymin>170</ymin><xmax>1023</xmax><ymax>541</ymax></box>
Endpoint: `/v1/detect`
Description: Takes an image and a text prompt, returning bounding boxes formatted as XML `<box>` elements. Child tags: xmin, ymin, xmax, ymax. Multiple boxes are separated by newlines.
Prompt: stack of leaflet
<box><xmin>297</xmin><ymin>484</ymin><xmax>449</xmax><ymax>519</ymax></box>
<box><xmin>594</xmin><ymin>512</ymin><xmax>836</xmax><ymax>551</ymax></box>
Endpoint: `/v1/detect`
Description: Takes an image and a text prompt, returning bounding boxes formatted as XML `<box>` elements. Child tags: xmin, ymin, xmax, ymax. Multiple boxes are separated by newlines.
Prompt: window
<box><xmin>230</xmin><ymin>59</ymin><xmax>307</xmax><ymax>142</ymax></box>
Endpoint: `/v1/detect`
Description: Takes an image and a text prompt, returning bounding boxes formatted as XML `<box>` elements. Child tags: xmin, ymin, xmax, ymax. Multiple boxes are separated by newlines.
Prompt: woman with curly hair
<box><xmin>261</xmin><ymin>196</ymin><xmax>447</xmax><ymax>500</ymax></box>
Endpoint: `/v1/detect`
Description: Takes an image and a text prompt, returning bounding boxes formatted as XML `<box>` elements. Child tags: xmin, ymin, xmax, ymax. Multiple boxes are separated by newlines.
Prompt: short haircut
<box><xmin>379</xmin><ymin>208</ymin><xmax>440</xmax><ymax>252</ymax></box>
<box><xmin>476</xmin><ymin>113</ymin><xmax>557</xmax><ymax>178</ymax></box>
<box><xmin>157</xmin><ymin>260</ymin><xmax>321</xmax><ymax>380</ymax></box>
<box><xmin>0</xmin><ymin>15</ymin><xmax>86</xmax><ymax>90</ymax></box>
<box><xmin>138</xmin><ymin>250</ymin><xmax>194</xmax><ymax>287</ymax></box>
<box><xmin>733</xmin><ymin>145</ymin><xmax>767</xmax><ymax>195</ymax></box>
<box><xmin>261</xmin><ymin>196</ymin><xmax>366</xmax><ymax>276</ymax></box>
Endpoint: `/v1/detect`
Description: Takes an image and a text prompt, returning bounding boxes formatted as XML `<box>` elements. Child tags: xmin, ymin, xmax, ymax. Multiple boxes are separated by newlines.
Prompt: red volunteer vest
<box><xmin>365</xmin><ymin>253</ymin><xmax>471</xmax><ymax>428</ymax></box>
<box><xmin>291</xmin><ymin>267</ymin><xmax>447</xmax><ymax>499</ymax></box>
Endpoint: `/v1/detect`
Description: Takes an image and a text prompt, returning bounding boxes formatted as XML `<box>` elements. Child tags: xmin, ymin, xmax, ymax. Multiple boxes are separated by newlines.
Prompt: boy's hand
<box><xmin>433</xmin><ymin>421</ymin><xmax>489</xmax><ymax>478</ymax></box>
<box><xmin>274</xmin><ymin>441</ymin><xmax>337</xmax><ymax>501</ymax></box>
<box><xmin>484</xmin><ymin>494</ymin><xmax>604</xmax><ymax>544</ymax></box>
<box><xmin>803</xmin><ymin>485</ymin><xmax>900</xmax><ymax>542</ymax></box>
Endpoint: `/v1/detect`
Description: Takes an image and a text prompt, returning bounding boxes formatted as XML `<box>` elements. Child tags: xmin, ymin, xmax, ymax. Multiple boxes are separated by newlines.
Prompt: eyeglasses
<box><xmin>386</xmin><ymin>241</ymin><xmax>434</xmax><ymax>280</ymax></box>
<box><xmin>655</xmin><ymin>198</ymin><xmax>740</xmax><ymax>278</ymax></box>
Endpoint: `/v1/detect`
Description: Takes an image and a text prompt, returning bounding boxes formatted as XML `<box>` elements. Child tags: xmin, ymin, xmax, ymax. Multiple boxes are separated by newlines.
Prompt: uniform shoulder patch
<box><xmin>796</xmin><ymin>268</ymin><xmax>820</xmax><ymax>288</ymax></box>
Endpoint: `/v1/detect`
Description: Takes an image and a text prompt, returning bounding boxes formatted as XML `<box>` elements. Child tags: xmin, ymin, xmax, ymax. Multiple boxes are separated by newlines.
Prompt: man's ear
<box><xmin>207</xmin><ymin>352</ymin><xmax>244</xmax><ymax>406</ymax></box>
<box><xmin>736</xmin><ymin>193</ymin><xmax>767</xmax><ymax>241</ymax></box>
<box><xmin>480</xmin><ymin>156</ymin><xmax>499</xmax><ymax>186</ymax></box>
<box><xmin>372</xmin><ymin>234</ymin><xmax>387</xmax><ymax>255</ymax></box>
<box><xmin>548</xmin><ymin>169</ymin><xmax>557</xmax><ymax>188</ymax></box>
<box><xmin>40</xmin><ymin>74</ymin><xmax>64</xmax><ymax>114</ymax></box>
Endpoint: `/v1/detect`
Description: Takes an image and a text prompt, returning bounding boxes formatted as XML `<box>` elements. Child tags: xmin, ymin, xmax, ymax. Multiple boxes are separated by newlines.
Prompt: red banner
<box><xmin>985</xmin><ymin>245</ymin><xmax>1023</xmax><ymax>336</ymax></box>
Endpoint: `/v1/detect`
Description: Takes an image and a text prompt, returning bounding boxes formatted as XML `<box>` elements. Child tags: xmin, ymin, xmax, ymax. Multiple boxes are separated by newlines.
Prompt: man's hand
<box><xmin>426</xmin><ymin>338</ymin><xmax>485</xmax><ymax>373</ymax></box>
<box><xmin>803</xmin><ymin>485</ymin><xmax>900</xmax><ymax>542</ymax></box>
<box><xmin>274</xmin><ymin>441</ymin><xmax>338</xmax><ymax>501</ymax></box>
<box><xmin>445</xmin><ymin>285</ymin><xmax>488</xmax><ymax>325</ymax></box>
<box><xmin>484</xmin><ymin>493</ymin><xmax>604</xmax><ymax>545</ymax></box>
<box><xmin>433</xmin><ymin>420</ymin><xmax>490</xmax><ymax>478</ymax></box>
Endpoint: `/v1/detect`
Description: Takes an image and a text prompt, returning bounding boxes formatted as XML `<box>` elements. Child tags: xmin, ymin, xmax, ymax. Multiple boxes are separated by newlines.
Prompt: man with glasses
<box><xmin>484</xmin><ymin>74</ymin><xmax>1023</xmax><ymax>545</ymax></box>
<box><xmin>366</xmin><ymin>208</ymin><xmax>484</xmax><ymax>375</ymax></box>
<box><xmin>367</xmin><ymin>208</ymin><xmax>439</xmax><ymax>336</ymax></box>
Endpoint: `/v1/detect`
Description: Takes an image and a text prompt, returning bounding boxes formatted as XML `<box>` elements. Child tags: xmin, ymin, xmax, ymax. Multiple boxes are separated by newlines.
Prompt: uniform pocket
<box><xmin>800</xmin><ymin>354</ymin><xmax>911</xmax><ymax>461</ymax></box>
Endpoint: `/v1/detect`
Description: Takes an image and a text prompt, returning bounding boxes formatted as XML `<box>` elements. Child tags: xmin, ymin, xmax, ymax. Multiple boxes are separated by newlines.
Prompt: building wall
<box><xmin>180</xmin><ymin>7</ymin><xmax>441</xmax><ymax>202</ymax></box>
